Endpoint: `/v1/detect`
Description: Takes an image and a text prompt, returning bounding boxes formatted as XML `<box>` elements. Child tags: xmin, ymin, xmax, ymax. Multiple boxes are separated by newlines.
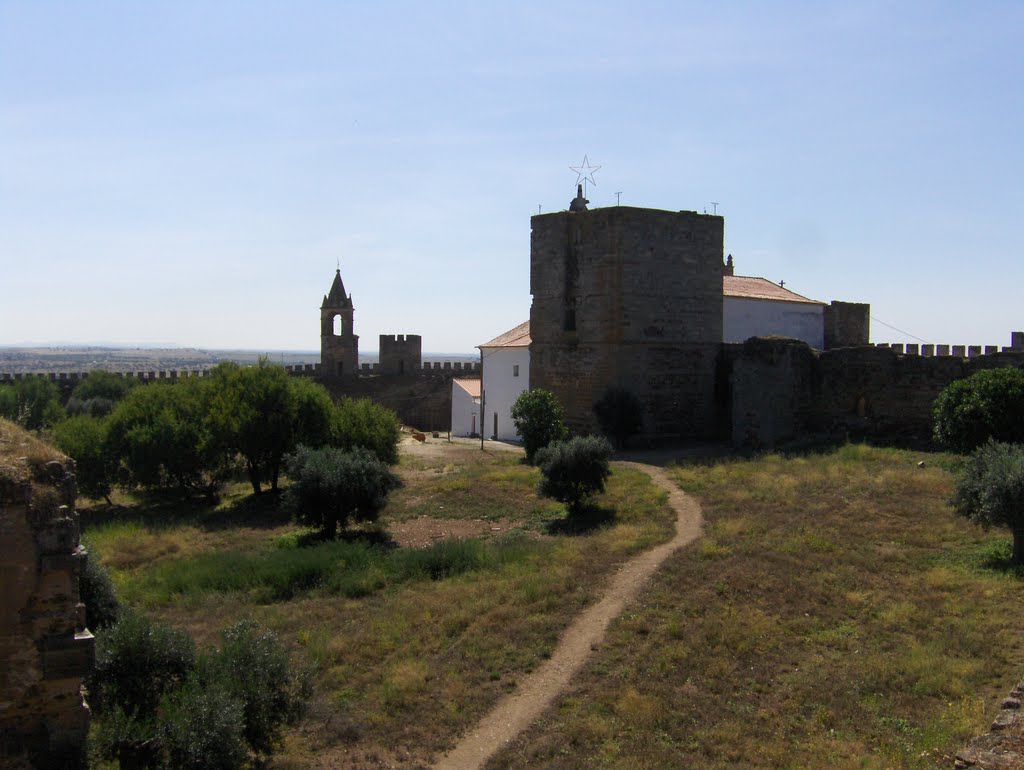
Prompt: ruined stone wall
<box><xmin>0</xmin><ymin>423</ymin><xmax>92</xmax><ymax>768</ymax></box>
<box><xmin>530</xmin><ymin>206</ymin><xmax>724</xmax><ymax>438</ymax></box>
<box><xmin>730</xmin><ymin>338</ymin><xmax>1024</xmax><ymax>447</ymax></box>
<box><xmin>378</xmin><ymin>334</ymin><xmax>423</xmax><ymax>376</ymax></box>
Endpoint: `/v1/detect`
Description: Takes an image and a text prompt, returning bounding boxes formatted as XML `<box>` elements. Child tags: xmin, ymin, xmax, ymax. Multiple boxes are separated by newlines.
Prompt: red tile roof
<box><xmin>479</xmin><ymin>320</ymin><xmax>531</xmax><ymax>348</ymax></box>
<box><xmin>724</xmin><ymin>276</ymin><xmax>823</xmax><ymax>305</ymax></box>
<box><xmin>453</xmin><ymin>378</ymin><xmax>481</xmax><ymax>398</ymax></box>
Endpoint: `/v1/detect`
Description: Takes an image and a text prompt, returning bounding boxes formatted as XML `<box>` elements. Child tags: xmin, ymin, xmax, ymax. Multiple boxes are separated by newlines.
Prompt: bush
<box><xmin>953</xmin><ymin>440</ymin><xmax>1024</xmax><ymax>564</ymax></box>
<box><xmin>536</xmin><ymin>435</ymin><xmax>613</xmax><ymax>515</ymax></box>
<box><xmin>198</xmin><ymin>620</ymin><xmax>310</xmax><ymax>756</ymax></box>
<box><xmin>933</xmin><ymin>367</ymin><xmax>1024</xmax><ymax>452</ymax></box>
<box><xmin>52</xmin><ymin>414</ymin><xmax>117</xmax><ymax>502</ymax></box>
<box><xmin>511</xmin><ymin>389</ymin><xmax>568</xmax><ymax>464</ymax></box>
<box><xmin>158</xmin><ymin>680</ymin><xmax>248</xmax><ymax>770</ymax></box>
<box><xmin>80</xmin><ymin>546</ymin><xmax>120</xmax><ymax>630</ymax></box>
<box><xmin>87</xmin><ymin>611</ymin><xmax>196</xmax><ymax>719</ymax></box>
<box><xmin>284</xmin><ymin>445</ymin><xmax>400</xmax><ymax>537</ymax></box>
<box><xmin>331</xmin><ymin>397</ymin><xmax>401</xmax><ymax>465</ymax></box>
<box><xmin>593</xmin><ymin>387</ymin><xmax>643</xmax><ymax>449</ymax></box>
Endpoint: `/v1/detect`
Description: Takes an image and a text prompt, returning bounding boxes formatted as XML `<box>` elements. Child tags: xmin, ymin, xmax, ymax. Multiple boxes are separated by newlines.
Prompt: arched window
<box><xmin>333</xmin><ymin>315</ymin><xmax>343</xmax><ymax>336</ymax></box>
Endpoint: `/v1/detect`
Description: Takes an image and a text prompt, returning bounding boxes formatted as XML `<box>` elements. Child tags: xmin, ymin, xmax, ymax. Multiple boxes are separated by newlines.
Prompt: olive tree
<box><xmin>536</xmin><ymin>435</ymin><xmax>613</xmax><ymax>516</ymax></box>
<box><xmin>510</xmin><ymin>388</ymin><xmax>568</xmax><ymax>464</ymax></box>
<box><xmin>953</xmin><ymin>440</ymin><xmax>1024</xmax><ymax>564</ymax></box>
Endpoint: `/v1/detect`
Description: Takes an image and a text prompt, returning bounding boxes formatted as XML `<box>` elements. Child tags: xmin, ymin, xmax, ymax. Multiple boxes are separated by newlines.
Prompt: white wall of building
<box><xmin>481</xmin><ymin>345</ymin><xmax>530</xmax><ymax>441</ymax></box>
<box><xmin>450</xmin><ymin>381</ymin><xmax>480</xmax><ymax>437</ymax></box>
<box><xmin>724</xmin><ymin>297</ymin><xmax>825</xmax><ymax>349</ymax></box>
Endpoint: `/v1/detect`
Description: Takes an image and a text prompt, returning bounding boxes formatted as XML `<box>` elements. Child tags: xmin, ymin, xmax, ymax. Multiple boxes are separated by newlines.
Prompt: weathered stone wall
<box><xmin>378</xmin><ymin>334</ymin><xmax>423</xmax><ymax>376</ymax></box>
<box><xmin>530</xmin><ymin>206</ymin><xmax>724</xmax><ymax>438</ymax></box>
<box><xmin>0</xmin><ymin>424</ymin><xmax>92</xmax><ymax>768</ymax></box>
<box><xmin>823</xmin><ymin>300</ymin><xmax>870</xmax><ymax>349</ymax></box>
<box><xmin>730</xmin><ymin>338</ymin><xmax>1024</xmax><ymax>447</ymax></box>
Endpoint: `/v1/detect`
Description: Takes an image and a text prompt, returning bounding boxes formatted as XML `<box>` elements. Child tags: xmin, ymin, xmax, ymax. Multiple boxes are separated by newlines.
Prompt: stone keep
<box><xmin>530</xmin><ymin>206</ymin><xmax>724</xmax><ymax>438</ymax></box>
<box><xmin>321</xmin><ymin>269</ymin><xmax>359</xmax><ymax>378</ymax></box>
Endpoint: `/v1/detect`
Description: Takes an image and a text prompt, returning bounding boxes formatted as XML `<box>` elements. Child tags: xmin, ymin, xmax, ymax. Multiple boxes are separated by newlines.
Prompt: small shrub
<box><xmin>933</xmin><ymin>367</ymin><xmax>1024</xmax><ymax>452</ymax></box>
<box><xmin>283</xmin><ymin>445</ymin><xmax>400</xmax><ymax>538</ymax></box>
<box><xmin>158</xmin><ymin>680</ymin><xmax>247</xmax><ymax>770</ymax></box>
<box><xmin>511</xmin><ymin>389</ymin><xmax>568</xmax><ymax>464</ymax></box>
<box><xmin>87</xmin><ymin>611</ymin><xmax>196</xmax><ymax>719</ymax></box>
<box><xmin>593</xmin><ymin>387</ymin><xmax>643</xmax><ymax>449</ymax></box>
<box><xmin>80</xmin><ymin>546</ymin><xmax>120</xmax><ymax>629</ymax></box>
<box><xmin>198</xmin><ymin>620</ymin><xmax>310</xmax><ymax>756</ymax></box>
<box><xmin>536</xmin><ymin>435</ymin><xmax>613</xmax><ymax>515</ymax></box>
<box><xmin>953</xmin><ymin>440</ymin><xmax>1024</xmax><ymax>564</ymax></box>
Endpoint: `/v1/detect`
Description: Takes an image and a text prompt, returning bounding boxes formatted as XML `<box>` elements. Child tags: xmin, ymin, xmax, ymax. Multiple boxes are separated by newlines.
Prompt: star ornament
<box><xmin>569</xmin><ymin>155</ymin><xmax>601</xmax><ymax>188</ymax></box>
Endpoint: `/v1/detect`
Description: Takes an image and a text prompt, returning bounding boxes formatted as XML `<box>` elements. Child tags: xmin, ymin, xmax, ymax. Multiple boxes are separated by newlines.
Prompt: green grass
<box><xmin>119</xmin><ymin>533</ymin><xmax>543</xmax><ymax>605</ymax></box>
<box><xmin>489</xmin><ymin>444</ymin><xmax>1024</xmax><ymax>770</ymax></box>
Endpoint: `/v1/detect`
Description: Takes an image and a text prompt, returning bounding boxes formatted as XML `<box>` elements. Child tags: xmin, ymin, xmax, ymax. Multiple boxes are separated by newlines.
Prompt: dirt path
<box><xmin>431</xmin><ymin>461</ymin><xmax>703</xmax><ymax>770</ymax></box>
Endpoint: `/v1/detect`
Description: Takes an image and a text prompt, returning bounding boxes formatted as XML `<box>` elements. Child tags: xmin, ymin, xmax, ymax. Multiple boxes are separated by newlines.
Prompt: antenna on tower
<box><xmin>711</xmin><ymin>202</ymin><xmax>719</xmax><ymax>215</ymax></box>
<box><xmin>615</xmin><ymin>191</ymin><xmax>622</xmax><ymax>206</ymax></box>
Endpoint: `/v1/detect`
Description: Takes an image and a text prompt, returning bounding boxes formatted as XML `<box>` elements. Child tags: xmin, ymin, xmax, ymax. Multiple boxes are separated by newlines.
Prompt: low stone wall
<box><xmin>955</xmin><ymin>676</ymin><xmax>1024</xmax><ymax>768</ymax></box>
<box><xmin>0</xmin><ymin>423</ymin><xmax>93</xmax><ymax>768</ymax></box>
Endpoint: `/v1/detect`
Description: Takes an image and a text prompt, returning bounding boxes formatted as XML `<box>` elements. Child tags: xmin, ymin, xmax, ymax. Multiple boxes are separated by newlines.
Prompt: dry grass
<box><xmin>489</xmin><ymin>444</ymin><xmax>1023</xmax><ymax>770</ymax></box>
<box><xmin>0</xmin><ymin>417</ymin><xmax>63</xmax><ymax>490</ymax></box>
<box><xmin>84</xmin><ymin>446</ymin><xmax>674</xmax><ymax>768</ymax></box>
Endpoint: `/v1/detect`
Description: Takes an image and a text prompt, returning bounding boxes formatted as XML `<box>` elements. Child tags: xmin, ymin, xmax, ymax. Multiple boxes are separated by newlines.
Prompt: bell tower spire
<box><xmin>321</xmin><ymin>267</ymin><xmax>359</xmax><ymax>378</ymax></box>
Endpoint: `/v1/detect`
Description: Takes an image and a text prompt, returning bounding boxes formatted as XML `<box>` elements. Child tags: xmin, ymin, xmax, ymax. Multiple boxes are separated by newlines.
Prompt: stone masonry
<box><xmin>321</xmin><ymin>269</ymin><xmax>359</xmax><ymax>379</ymax></box>
<box><xmin>530</xmin><ymin>205</ymin><xmax>724</xmax><ymax>439</ymax></box>
<box><xmin>0</xmin><ymin>422</ymin><xmax>93</xmax><ymax>768</ymax></box>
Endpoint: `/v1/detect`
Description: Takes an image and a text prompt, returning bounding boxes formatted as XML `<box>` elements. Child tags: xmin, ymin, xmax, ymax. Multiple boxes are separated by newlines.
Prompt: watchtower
<box><xmin>321</xmin><ymin>269</ymin><xmax>359</xmax><ymax>378</ymax></box>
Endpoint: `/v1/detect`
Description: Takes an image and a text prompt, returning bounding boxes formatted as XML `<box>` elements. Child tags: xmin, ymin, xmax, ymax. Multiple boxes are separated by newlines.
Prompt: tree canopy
<box><xmin>953</xmin><ymin>440</ymin><xmax>1024</xmax><ymax>564</ymax></box>
<box><xmin>510</xmin><ymin>389</ymin><xmax>568</xmax><ymax>464</ymax></box>
<box><xmin>933</xmin><ymin>367</ymin><xmax>1024</xmax><ymax>452</ymax></box>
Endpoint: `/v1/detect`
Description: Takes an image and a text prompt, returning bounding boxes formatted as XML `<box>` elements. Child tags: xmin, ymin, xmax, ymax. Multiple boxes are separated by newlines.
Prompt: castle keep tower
<box><xmin>530</xmin><ymin>204</ymin><xmax>724</xmax><ymax>438</ymax></box>
<box><xmin>321</xmin><ymin>269</ymin><xmax>359</xmax><ymax>378</ymax></box>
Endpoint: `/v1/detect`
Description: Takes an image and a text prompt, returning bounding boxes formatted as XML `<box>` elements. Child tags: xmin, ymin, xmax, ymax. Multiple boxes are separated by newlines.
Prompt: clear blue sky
<box><xmin>2</xmin><ymin>2</ymin><xmax>1021</xmax><ymax>353</ymax></box>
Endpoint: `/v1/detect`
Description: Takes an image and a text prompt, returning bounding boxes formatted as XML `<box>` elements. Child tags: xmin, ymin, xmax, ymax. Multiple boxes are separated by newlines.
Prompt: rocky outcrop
<box><xmin>0</xmin><ymin>421</ymin><xmax>93</xmax><ymax>768</ymax></box>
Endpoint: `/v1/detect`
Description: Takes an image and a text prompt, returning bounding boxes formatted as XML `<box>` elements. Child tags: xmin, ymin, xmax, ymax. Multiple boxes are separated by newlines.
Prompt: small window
<box><xmin>513</xmin><ymin>364</ymin><xmax>520</xmax><ymax>377</ymax></box>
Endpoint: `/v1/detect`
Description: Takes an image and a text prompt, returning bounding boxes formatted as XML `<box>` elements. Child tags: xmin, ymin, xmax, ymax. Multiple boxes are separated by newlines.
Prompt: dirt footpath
<box><xmin>431</xmin><ymin>461</ymin><xmax>704</xmax><ymax>770</ymax></box>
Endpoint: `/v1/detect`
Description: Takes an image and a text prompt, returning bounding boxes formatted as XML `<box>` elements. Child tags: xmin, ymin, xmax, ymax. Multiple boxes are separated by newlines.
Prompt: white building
<box><xmin>478</xmin><ymin>321</ymin><xmax>530</xmax><ymax>441</ymax></box>
<box><xmin>450</xmin><ymin>378</ymin><xmax>481</xmax><ymax>437</ymax></box>
<box><xmin>723</xmin><ymin>275</ymin><xmax>826</xmax><ymax>349</ymax></box>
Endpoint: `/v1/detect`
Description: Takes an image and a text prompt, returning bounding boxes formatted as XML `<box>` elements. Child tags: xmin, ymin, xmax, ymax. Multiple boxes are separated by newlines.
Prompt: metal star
<box><xmin>569</xmin><ymin>155</ymin><xmax>601</xmax><ymax>192</ymax></box>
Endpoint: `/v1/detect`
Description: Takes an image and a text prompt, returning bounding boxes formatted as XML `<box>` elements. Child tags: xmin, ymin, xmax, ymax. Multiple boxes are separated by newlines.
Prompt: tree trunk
<box><xmin>247</xmin><ymin>460</ymin><xmax>262</xmax><ymax>495</ymax></box>
<box><xmin>1013</xmin><ymin>526</ymin><xmax>1024</xmax><ymax>565</ymax></box>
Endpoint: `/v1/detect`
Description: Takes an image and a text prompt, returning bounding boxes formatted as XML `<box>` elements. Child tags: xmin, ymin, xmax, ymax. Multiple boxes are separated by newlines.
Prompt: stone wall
<box><xmin>730</xmin><ymin>338</ymin><xmax>1024</xmax><ymax>447</ymax></box>
<box><xmin>530</xmin><ymin>206</ymin><xmax>724</xmax><ymax>438</ymax></box>
<box><xmin>0</xmin><ymin>422</ymin><xmax>92</xmax><ymax>768</ymax></box>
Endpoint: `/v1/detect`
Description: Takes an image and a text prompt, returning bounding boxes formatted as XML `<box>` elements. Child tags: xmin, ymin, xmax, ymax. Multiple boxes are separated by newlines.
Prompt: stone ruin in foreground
<box><xmin>0</xmin><ymin>420</ymin><xmax>93</xmax><ymax>768</ymax></box>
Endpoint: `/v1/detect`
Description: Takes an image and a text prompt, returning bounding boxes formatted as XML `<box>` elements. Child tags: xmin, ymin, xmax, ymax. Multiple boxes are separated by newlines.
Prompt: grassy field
<box><xmin>489</xmin><ymin>444</ymin><xmax>1024</xmax><ymax>769</ymax></box>
<box><xmin>81</xmin><ymin>441</ymin><xmax>674</xmax><ymax>768</ymax></box>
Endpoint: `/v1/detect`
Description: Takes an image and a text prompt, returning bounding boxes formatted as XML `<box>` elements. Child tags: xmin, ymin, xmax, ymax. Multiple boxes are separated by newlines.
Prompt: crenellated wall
<box><xmin>0</xmin><ymin>423</ymin><xmax>93</xmax><ymax>768</ymax></box>
<box><xmin>730</xmin><ymin>337</ymin><xmax>1024</xmax><ymax>447</ymax></box>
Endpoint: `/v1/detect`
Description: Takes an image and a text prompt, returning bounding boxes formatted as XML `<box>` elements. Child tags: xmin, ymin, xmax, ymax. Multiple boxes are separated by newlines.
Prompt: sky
<box><xmin>1</xmin><ymin>2</ymin><xmax>1021</xmax><ymax>353</ymax></box>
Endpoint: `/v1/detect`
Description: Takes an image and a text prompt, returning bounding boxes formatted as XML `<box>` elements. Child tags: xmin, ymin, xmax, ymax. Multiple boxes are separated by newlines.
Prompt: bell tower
<box><xmin>321</xmin><ymin>269</ymin><xmax>359</xmax><ymax>378</ymax></box>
